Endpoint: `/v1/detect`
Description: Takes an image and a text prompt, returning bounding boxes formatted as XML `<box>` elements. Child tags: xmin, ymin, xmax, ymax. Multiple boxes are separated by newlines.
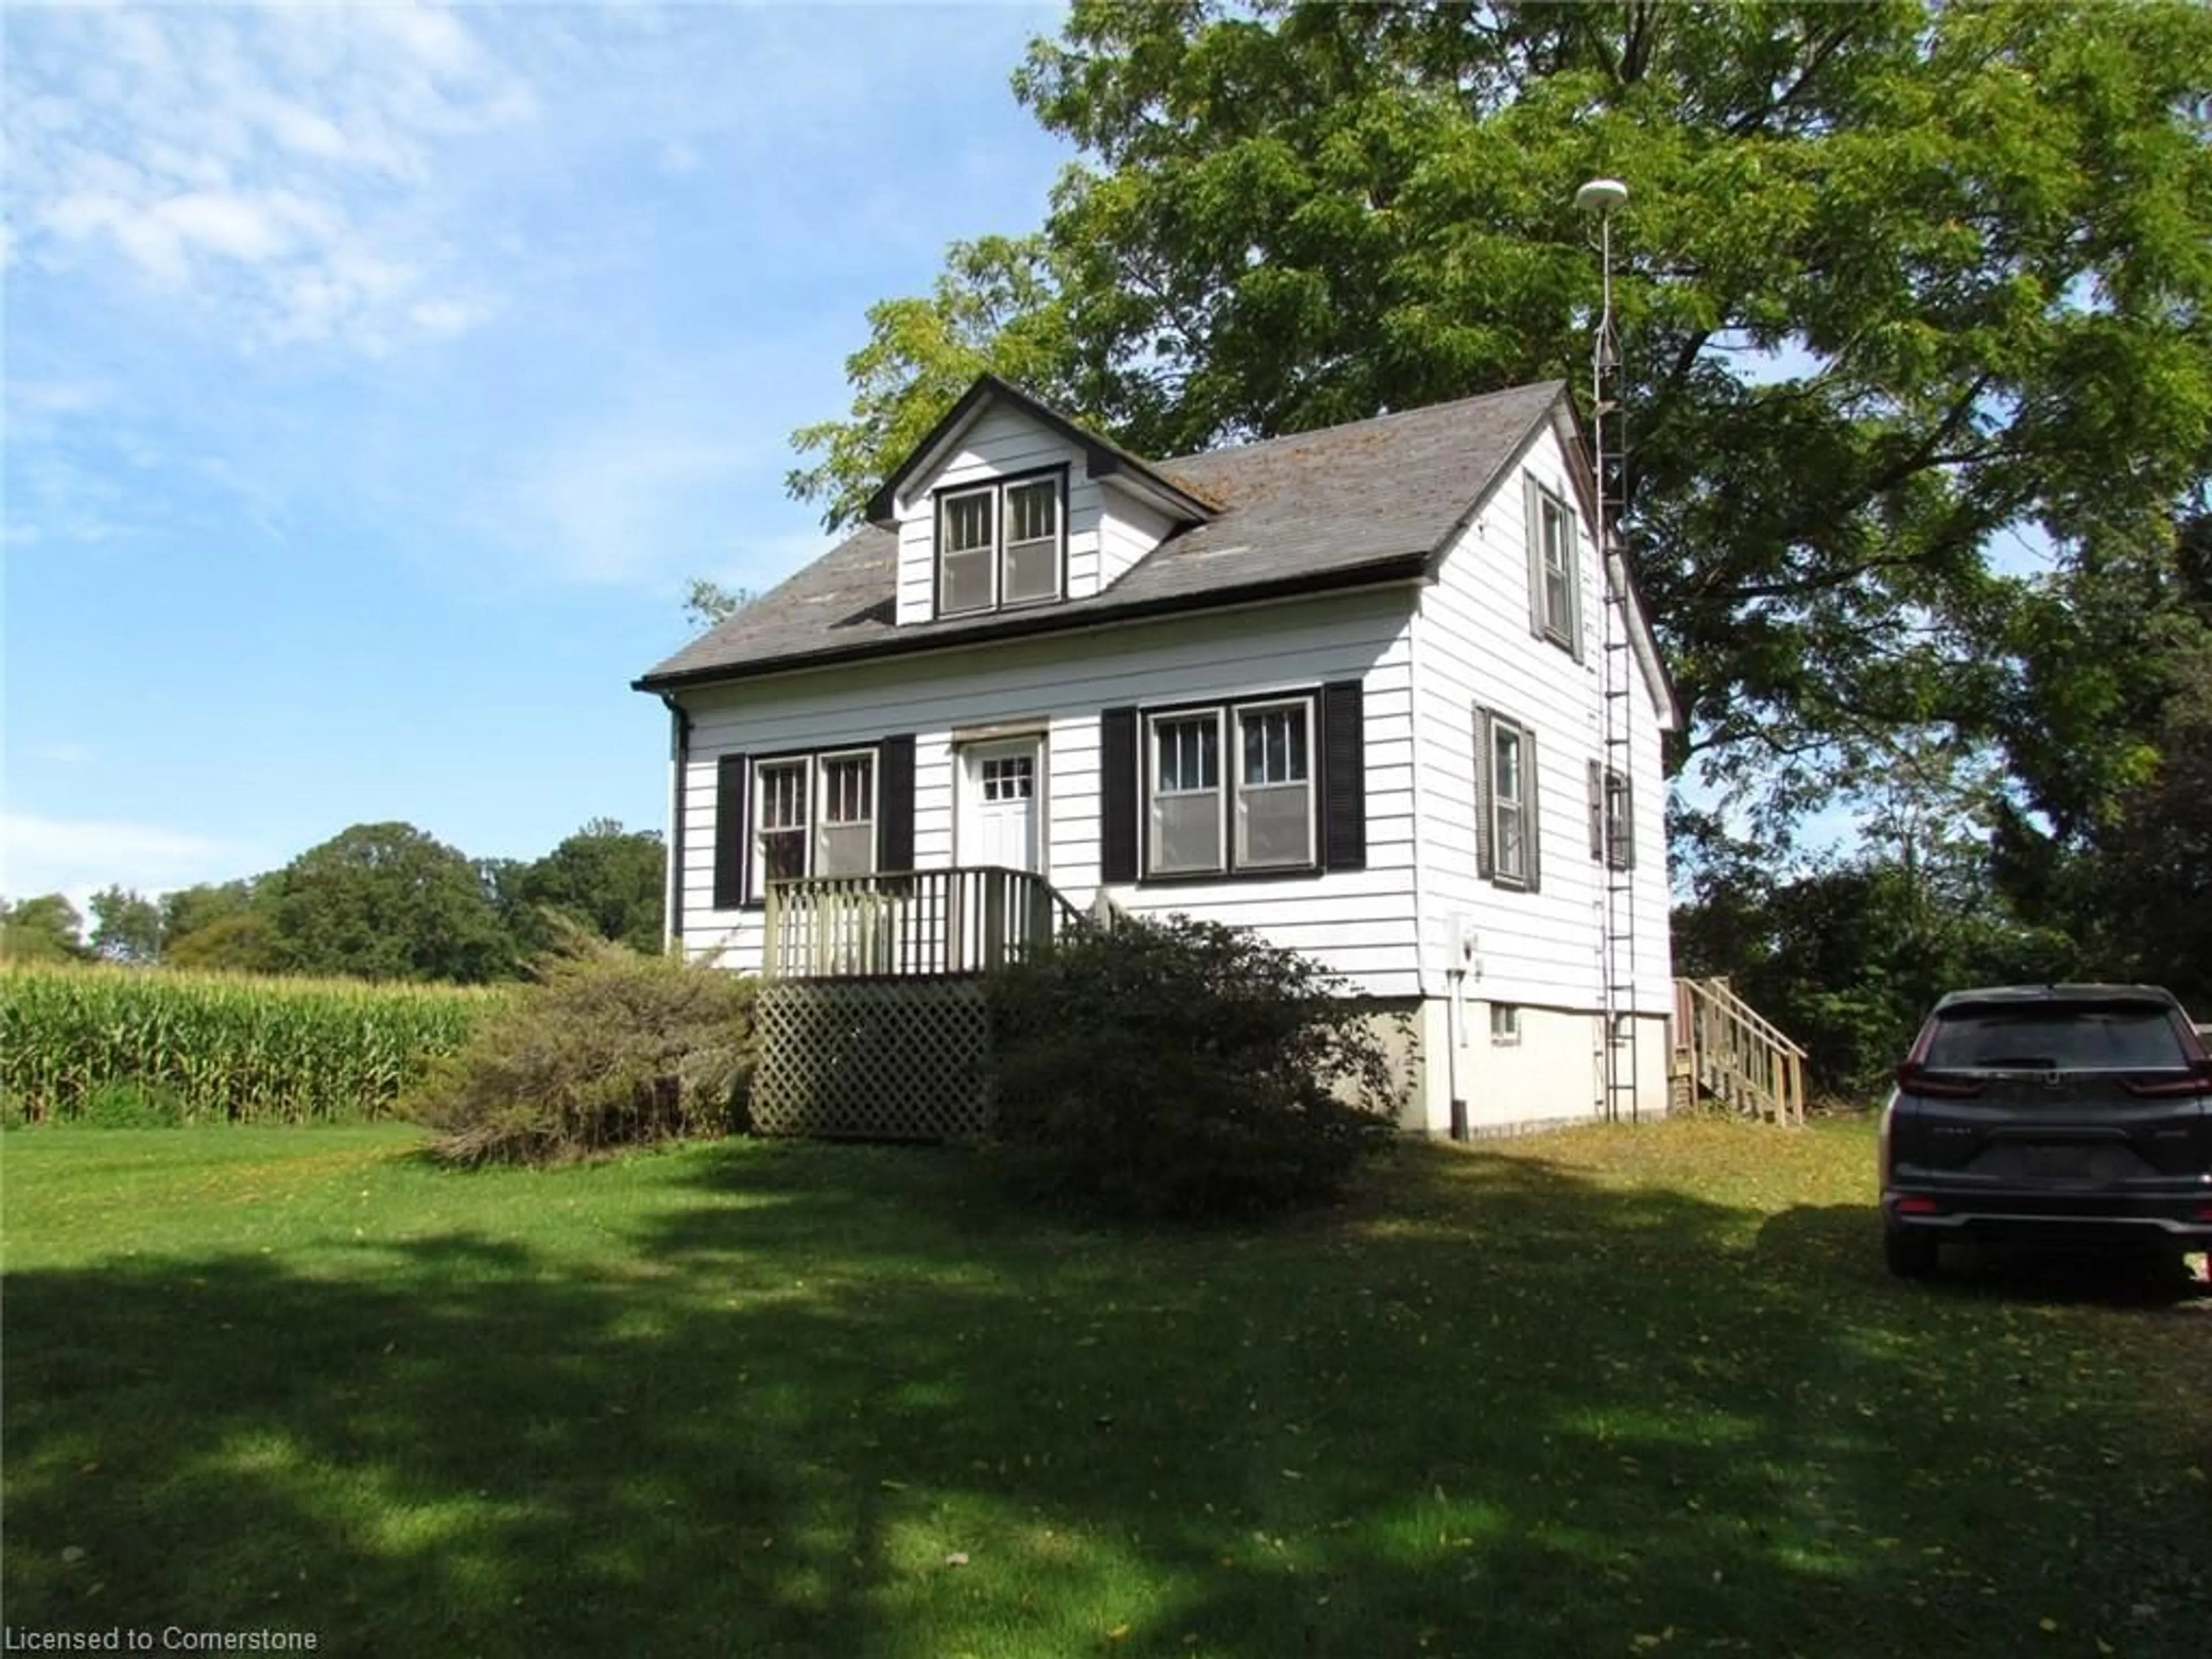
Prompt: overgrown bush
<box><xmin>986</xmin><ymin>915</ymin><xmax>1404</xmax><ymax>1218</ymax></box>
<box><xmin>409</xmin><ymin>938</ymin><xmax>756</xmax><ymax>1166</ymax></box>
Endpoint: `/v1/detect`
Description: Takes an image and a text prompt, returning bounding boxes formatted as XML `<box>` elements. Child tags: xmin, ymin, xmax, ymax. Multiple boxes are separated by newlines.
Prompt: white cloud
<box><xmin>4</xmin><ymin>4</ymin><xmax>532</xmax><ymax>351</ymax></box>
<box><xmin>1</xmin><ymin>812</ymin><xmax>252</xmax><ymax>908</ymax></box>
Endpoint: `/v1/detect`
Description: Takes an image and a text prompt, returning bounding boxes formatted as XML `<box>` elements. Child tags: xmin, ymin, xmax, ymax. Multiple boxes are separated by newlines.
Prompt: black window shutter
<box><xmin>877</xmin><ymin>734</ymin><xmax>915</xmax><ymax>873</ymax></box>
<box><xmin>712</xmin><ymin>753</ymin><xmax>749</xmax><ymax>910</ymax></box>
<box><xmin>1587</xmin><ymin>760</ymin><xmax>1605</xmax><ymax>860</ymax></box>
<box><xmin>1473</xmin><ymin>708</ymin><xmax>1494</xmax><ymax>882</ymax></box>
<box><xmin>1321</xmin><ymin>680</ymin><xmax>1366</xmax><ymax>871</ymax></box>
<box><xmin>1524</xmin><ymin>726</ymin><xmax>1543</xmax><ymax>893</ymax></box>
<box><xmin>1100</xmin><ymin>706</ymin><xmax>1138</xmax><ymax>884</ymax></box>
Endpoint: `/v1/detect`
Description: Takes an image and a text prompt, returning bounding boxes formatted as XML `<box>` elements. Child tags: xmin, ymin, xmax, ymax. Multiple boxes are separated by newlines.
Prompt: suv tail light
<box><xmin>1895</xmin><ymin>1063</ymin><xmax>1985</xmax><ymax>1099</ymax></box>
<box><xmin>2120</xmin><ymin>1059</ymin><xmax>2212</xmax><ymax>1099</ymax></box>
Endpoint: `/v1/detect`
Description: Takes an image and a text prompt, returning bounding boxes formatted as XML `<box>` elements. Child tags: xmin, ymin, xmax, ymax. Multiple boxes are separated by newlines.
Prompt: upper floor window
<box><xmin>937</xmin><ymin>472</ymin><xmax>1064</xmax><ymax>616</ymax></box>
<box><xmin>1526</xmin><ymin>478</ymin><xmax>1581</xmax><ymax>656</ymax></box>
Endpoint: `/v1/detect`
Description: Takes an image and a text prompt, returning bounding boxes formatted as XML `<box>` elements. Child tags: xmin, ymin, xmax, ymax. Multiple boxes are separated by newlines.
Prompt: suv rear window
<box><xmin>1923</xmin><ymin>1004</ymin><xmax>2188</xmax><ymax>1071</ymax></box>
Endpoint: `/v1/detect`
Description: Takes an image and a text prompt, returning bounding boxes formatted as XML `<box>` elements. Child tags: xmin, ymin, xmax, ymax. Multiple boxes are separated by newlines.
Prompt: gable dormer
<box><xmin>868</xmin><ymin>376</ymin><xmax>1213</xmax><ymax>627</ymax></box>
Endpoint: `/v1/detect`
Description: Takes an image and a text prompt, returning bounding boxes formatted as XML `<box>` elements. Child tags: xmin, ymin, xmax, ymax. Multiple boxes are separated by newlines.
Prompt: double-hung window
<box><xmin>1236</xmin><ymin>702</ymin><xmax>1312</xmax><ymax>868</ymax></box>
<box><xmin>1475</xmin><ymin>707</ymin><xmax>1540</xmax><ymax>891</ymax></box>
<box><xmin>1527</xmin><ymin>478</ymin><xmax>1580</xmax><ymax>655</ymax></box>
<box><xmin>1145</xmin><ymin>696</ymin><xmax>1315</xmax><ymax>877</ymax></box>
<box><xmin>1149</xmin><ymin>711</ymin><xmax>1222</xmax><ymax>874</ymax></box>
<box><xmin>1588</xmin><ymin>762</ymin><xmax>1634</xmax><ymax>870</ymax></box>
<box><xmin>753</xmin><ymin>750</ymin><xmax>877</xmax><ymax>891</ymax></box>
<box><xmin>937</xmin><ymin>472</ymin><xmax>1063</xmax><ymax>616</ymax></box>
<box><xmin>816</xmin><ymin>752</ymin><xmax>876</xmax><ymax>877</ymax></box>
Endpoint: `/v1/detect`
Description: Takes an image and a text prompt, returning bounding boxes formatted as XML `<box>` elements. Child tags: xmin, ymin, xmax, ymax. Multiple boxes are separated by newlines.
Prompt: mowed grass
<box><xmin>4</xmin><ymin>1119</ymin><xmax>2207</xmax><ymax>1658</ymax></box>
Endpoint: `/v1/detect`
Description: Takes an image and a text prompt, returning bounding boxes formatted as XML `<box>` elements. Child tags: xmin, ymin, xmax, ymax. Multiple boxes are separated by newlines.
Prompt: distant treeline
<box><xmin>0</xmin><ymin>819</ymin><xmax>664</xmax><ymax>985</ymax></box>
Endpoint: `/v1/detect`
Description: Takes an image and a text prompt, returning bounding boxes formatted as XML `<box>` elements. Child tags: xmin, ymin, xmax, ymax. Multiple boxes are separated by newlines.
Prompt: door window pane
<box><xmin>982</xmin><ymin>756</ymin><xmax>1034</xmax><ymax>802</ymax></box>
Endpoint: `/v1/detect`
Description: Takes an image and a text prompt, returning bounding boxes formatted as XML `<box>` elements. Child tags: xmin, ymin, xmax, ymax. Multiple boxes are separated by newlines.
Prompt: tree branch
<box><xmin>1728</xmin><ymin>18</ymin><xmax>1865</xmax><ymax>138</ymax></box>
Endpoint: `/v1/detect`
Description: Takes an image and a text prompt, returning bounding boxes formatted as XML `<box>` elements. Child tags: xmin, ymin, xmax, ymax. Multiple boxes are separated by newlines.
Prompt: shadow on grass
<box><xmin>5</xmin><ymin>1139</ymin><xmax>2207</xmax><ymax>1658</ymax></box>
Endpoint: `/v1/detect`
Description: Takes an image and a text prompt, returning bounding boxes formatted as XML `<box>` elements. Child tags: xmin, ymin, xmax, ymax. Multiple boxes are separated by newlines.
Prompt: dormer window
<box><xmin>935</xmin><ymin>469</ymin><xmax>1065</xmax><ymax>616</ymax></box>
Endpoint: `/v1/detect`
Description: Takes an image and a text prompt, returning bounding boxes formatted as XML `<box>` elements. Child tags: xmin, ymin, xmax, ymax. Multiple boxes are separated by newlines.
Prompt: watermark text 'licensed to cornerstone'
<box><xmin>4</xmin><ymin>1630</ymin><xmax>319</xmax><ymax>1653</ymax></box>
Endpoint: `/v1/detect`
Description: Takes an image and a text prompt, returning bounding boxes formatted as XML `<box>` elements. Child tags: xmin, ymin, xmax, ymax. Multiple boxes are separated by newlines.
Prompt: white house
<box><xmin>634</xmin><ymin>374</ymin><xmax>1682</xmax><ymax>1135</ymax></box>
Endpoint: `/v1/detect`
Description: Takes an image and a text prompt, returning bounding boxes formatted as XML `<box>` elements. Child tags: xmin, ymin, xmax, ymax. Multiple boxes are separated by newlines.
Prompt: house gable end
<box><xmin>878</xmin><ymin>376</ymin><xmax>1215</xmax><ymax>627</ymax></box>
<box><xmin>1429</xmin><ymin>393</ymin><xmax>1679</xmax><ymax>731</ymax></box>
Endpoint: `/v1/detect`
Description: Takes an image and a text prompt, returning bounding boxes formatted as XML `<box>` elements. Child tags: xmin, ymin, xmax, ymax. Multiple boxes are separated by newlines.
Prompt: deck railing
<box><xmin>1672</xmin><ymin>975</ymin><xmax>1809</xmax><ymax>1126</ymax></box>
<box><xmin>762</xmin><ymin>866</ymin><xmax>1082</xmax><ymax>979</ymax></box>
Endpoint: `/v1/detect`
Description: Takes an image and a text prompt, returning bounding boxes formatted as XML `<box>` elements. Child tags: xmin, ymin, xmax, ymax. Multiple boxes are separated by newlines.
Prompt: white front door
<box><xmin>959</xmin><ymin>738</ymin><xmax>1043</xmax><ymax>873</ymax></box>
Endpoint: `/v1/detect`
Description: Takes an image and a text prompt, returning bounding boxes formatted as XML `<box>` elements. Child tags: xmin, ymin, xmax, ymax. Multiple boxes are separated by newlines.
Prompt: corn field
<box><xmin>0</xmin><ymin>963</ymin><xmax>512</xmax><ymax>1124</ymax></box>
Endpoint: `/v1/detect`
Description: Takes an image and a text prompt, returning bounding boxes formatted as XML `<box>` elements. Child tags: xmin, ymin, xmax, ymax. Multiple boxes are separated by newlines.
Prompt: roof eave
<box><xmin>632</xmin><ymin>551</ymin><xmax>1427</xmax><ymax>695</ymax></box>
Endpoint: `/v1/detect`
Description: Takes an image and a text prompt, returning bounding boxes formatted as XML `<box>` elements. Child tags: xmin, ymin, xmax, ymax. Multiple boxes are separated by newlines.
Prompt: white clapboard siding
<box><xmin>677</xmin><ymin>586</ymin><xmax>1424</xmax><ymax>995</ymax></box>
<box><xmin>1409</xmin><ymin>422</ymin><xmax>1675</xmax><ymax>1015</ymax></box>
<box><xmin>893</xmin><ymin>404</ymin><xmax>1105</xmax><ymax>624</ymax></box>
<box><xmin>1097</xmin><ymin>491</ymin><xmax>1177</xmax><ymax>591</ymax></box>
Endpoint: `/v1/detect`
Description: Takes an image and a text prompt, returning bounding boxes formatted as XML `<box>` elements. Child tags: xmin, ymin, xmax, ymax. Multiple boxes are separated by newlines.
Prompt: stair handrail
<box><xmin>1683</xmin><ymin>976</ymin><xmax>1808</xmax><ymax>1059</ymax></box>
<box><xmin>1676</xmin><ymin>975</ymin><xmax>1807</xmax><ymax>1126</ymax></box>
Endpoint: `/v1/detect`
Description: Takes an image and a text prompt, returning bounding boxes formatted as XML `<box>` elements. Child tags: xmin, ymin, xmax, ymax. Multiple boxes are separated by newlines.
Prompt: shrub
<box><xmin>0</xmin><ymin>961</ymin><xmax>502</xmax><ymax>1124</ymax></box>
<box><xmin>985</xmin><ymin>915</ymin><xmax>1404</xmax><ymax>1218</ymax></box>
<box><xmin>409</xmin><ymin>938</ymin><xmax>756</xmax><ymax>1166</ymax></box>
<box><xmin>73</xmin><ymin>1081</ymin><xmax>193</xmax><ymax>1129</ymax></box>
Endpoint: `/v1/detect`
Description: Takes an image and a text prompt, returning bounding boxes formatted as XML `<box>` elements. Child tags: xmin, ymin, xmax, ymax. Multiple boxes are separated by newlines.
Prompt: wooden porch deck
<box><xmin>761</xmin><ymin>865</ymin><xmax>1081</xmax><ymax>980</ymax></box>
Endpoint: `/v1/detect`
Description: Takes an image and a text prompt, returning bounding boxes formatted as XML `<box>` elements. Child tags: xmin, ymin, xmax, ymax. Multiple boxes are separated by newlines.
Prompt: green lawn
<box><xmin>3</xmin><ymin>1120</ymin><xmax>2205</xmax><ymax>1658</ymax></box>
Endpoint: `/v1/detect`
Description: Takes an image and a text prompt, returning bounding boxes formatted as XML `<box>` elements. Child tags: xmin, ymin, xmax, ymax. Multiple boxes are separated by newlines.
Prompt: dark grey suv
<box><xmin>1879</xmin><ymin>984</ymin><xmax>2212</xmax><ymax>1279</ymax></box>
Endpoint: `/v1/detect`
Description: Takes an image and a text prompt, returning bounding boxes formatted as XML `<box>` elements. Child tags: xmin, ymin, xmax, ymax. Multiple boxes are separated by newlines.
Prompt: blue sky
<box><xmin>3</xmin><ymin>1</ymin><xmax>1071</xmax><ymax>918</ymax></box>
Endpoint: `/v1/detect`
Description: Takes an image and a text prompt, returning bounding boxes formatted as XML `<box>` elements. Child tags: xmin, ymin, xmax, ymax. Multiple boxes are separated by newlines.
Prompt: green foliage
<box><xmin>267</xmin><ymin>821</ymin><xmax>512</xmax><ymax>983</ymax></box>
<box><xmin>1672</xmin><ymin>736</ymin><xmax>2077</xmax><ymax>1097</ymax></box>
<box><xmin>785</xmin><ymin>234</ymin><xmax>1077</xmax><ymax>526</ymax></box>
<box><xmin>0</xmin><ymin>961</ymin><xmax>503</xmax><ymax>1124</ymax></box>
<box><xmin>73</xmin><ymin>1080</ymin><xmax>191</xmax><ymax>1129</ymax></box>
<box><xmin>163</xmin><ymin>909</ymin><xmax>282</xmax><ymax>974</ymax></box>
<box><xmin>158</xmin><ymin>880</ymin><xmax>259</xmax><ymax>946</ymax></box>
<box><xmin>1</xmin><ymin>895</ymin><xmax>89</xmax><ymax>963</ymax></box>
<box><xmin>793</xmin><ymin>0</ymin><xmax>2212</xmax><ymax>827</ymax></box>
<box><xmin>88</xmin><ymin>885</ymin><xmax>164</xmax><ymax>965</ymax></box>
<box><xmin>508</xmin><ymin>819</ymin><xmax>667</xmax><ymax>957</ymax></box>
<box><xmin>986</xmin><ymin>915</ymin><xmax>1402</xmax><ymax>1217</ymax></box>
<box><xmin>681</xmin><ymin>577</ymin><xmax>755</xmax><ymax>631</ymax></box>
<box><xmin>409</xmin><ymin>940</ymin><xmax>757</xmax><ymax>1166</ymax></box>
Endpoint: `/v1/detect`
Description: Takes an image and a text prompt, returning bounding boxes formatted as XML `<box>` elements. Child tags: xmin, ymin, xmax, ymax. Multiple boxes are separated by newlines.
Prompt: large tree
<box><xmin>0</xmin><ymin>895</ymin><xmax>88</xmax><ymax>963</ymax></box>
<box><xmin>486</xmin><ymin>820</ymin><xmax>668</xmax><ymax>960</ymax></box>
<box><xmin>788</xmin><ymin>0</ymin><xmax>2211</xmax><ymax>825</ymax></box>
<box><xmin>88</xmin><ymin>885</ymin><xmax>164</xmax><ymax>965</ymax></box>
<box><xmin>266</xmin><ymin>823</ymin><xmax>512</xmax><ymax>984</ymax></box>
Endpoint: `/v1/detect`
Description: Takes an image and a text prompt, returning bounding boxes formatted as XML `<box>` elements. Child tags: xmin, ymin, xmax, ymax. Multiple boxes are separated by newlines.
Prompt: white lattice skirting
<box><xmin>751</xmin><ymin>978</ymin><xmax>995</xmax><ymax>1140</ymax></box>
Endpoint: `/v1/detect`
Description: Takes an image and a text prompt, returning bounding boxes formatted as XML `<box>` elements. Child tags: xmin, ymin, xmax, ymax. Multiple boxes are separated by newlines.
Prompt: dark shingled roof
<box><xmin>637</xmin><ymin>378</ymin><xmax>1569</xmax><ymax>691</ymax></box>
